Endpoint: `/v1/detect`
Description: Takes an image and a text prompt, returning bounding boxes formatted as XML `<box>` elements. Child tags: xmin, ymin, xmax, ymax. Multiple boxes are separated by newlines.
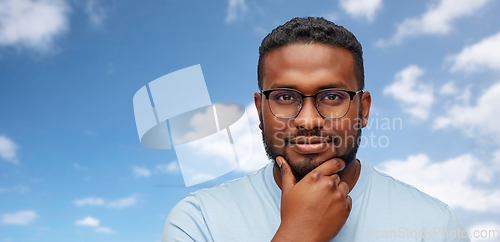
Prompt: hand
<box><xmin>272</xmin><ymin>156</ymin><xmax>352</xmax><ymax>242</ymax></box>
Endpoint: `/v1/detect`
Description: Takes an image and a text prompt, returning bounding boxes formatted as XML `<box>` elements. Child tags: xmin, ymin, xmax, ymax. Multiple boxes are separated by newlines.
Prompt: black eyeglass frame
<box><xmin>261</xmin><ymin>88</ymin><xmax>364</xmax><ymax>119</ymax></box>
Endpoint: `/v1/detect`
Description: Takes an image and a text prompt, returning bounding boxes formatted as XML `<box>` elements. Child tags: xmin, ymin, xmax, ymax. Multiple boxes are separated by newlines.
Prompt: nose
<box><xmin>293</xmin><ymin>97</ymin><xmax>324</xmax><ymax>130</ymax></box>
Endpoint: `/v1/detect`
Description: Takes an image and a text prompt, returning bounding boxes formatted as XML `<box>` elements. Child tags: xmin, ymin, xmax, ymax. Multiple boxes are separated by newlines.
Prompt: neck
<box><xmin>273</xmin><ymin>158</ymin><xmax>361</xmax><ymax>193</ymax></box>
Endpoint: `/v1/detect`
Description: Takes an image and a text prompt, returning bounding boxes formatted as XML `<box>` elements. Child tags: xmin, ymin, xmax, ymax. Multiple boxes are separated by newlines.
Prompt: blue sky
<box><xmin>1</xmin><ymin>0</ymin><xmax>500</xmax><ymax>241</ymax></box>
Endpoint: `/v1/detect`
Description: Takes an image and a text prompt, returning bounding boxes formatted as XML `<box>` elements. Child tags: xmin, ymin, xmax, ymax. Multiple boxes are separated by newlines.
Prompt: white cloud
<box><xmin>177</xmin><ymin>119</ymin><xmax>240</xmax><ymax>185</ymax></box>
<box><xmin>225</xmin><ymin>0</ymin><xmax>247</xmax><ymax>23</ymax></box>
<box><xmin>107</xmin><ymin>195</ymin><xmax>136</xmax><ymax>209</ymax></box>
<box><xmin>469</xmin><ymin>222</ymin><xmax>500</xmax><ymax>242</ymax></box>
<box><xmin>169</xmin><ymin>104</ymin><xmax>243</xmax><ymax>147</ymax></box>
<box><xmin>75</xmin><ymin>217</ymin><xmax>115</xmax><ymax>234</ymax></box>
<box><xmin>73</xmin><ymin>163</ymin><xmax>88</xmax><ymax>171</ymax></box>
<box><xmin>74</xmin><ymin>195</ymin><xmax>136</xmax><ymax>209</ymax></box>
<box><xmin>171</xmin><ymin>106</ymin><xmax>218</xmax><ymax>145</ymax></box>
<box><xmin>383</xmin><ymin>65</ymin><xmax>434</xmax><ymax>120</ymax></box>
<box><xmin>75</xmin><ymin>216</ymin><xmax>99</xmax><ymax>227</ymax></box>
<box><xmin>439</xmin><ymin>80</ymin><xmax>459</xmax><ymax>95</ymax></box>
<box><xmin>324</xmin><ymin>12</ymin><xmax>340</xmax><ymax>22</ymax></box>
<box><xmin>0</xmin><ymin>185</ymin><xmax>29</xmax><ymax>193</ymax></box>
<box><xmin>253</xmin><ymin>26</ymin><xmax>267</xmax><ymax>36</ymax></box>
<box><xmin>377</xmin><ymin>0</ymin><xmax>490</xmax><ymax>46</ymax></box>
<box><xmin>156</xmin><ymin>161</ymin><xmax>179</xmax><ymax>173</ymax></box>
<box><xmin>1</xmin><ymin>210</ymin><xmax>37</xmax><ymax>225</ymax></box>
<box><xmin>95</xmin><ymin>226</ymin><xmax>113</xmax><ymax>234</ymax></box>
<box><xmin>83</xmin><ymin>129</ymin><xmax>97</xmax><ymax>136</ymax></box>
<box><xmin>449</xmin><ymin>31</ymin><xmax>500</xmax><ymax>73</ymax></box>
<box><xmin>0</xmin><ymin>0</ymin><xmax>70</xmax><ymax>52</ymax></box>
<box><xmin>189</xmin><ymin>172</ymin><xmax>219</xmax><ymax>185</ymax></box>
<box><xmin>170</xmin><ymin>102</ymin><xmax>265</xmax><ymax>185</ymax></box>
<box><xmin>434</xmin><ymin>81</ymin><xmax>500</xmax><ymax>143</ymax></box>
<box><xmin>0</xmin><ymin>135</ymin><xmax>19</xmax><ymax>164</ymax></box>
<box><xmin>235</xmin><ymin>103</ymin><xmax>271</xmax><ymax>173</ymax></box>
<box><xmin>184</xmin><ymin>104</ymin><xmax>260</xmax><ymax>171</ymax></box>
<box><xmin>339</xmin><ymin>0</ymin><xmax>383</xmax><ymax>22</ymax></box>
<box><xmin>377</xmin><ymin>153</ymin><xmax>500</xmax><ymax>212</ymax></box>
<box><xmin>11</xmin><ymin>185</ymin><xmax>29</xmax><ymax>193</ymax></box>
<box><xmin>441</xmin><ymin>83</ymin><xmax>473</xmax><ymax>105</ymax></box>
<box><xmin>84</xmin><ymin>0</ymin><xmax>106</xmax><ymax>27</ymax></box>
<box><xmin>493</xmin><ymin>150</ymin><xmax>500</xmax><ymax>168</ymax></box>
<box><xmin>132</xmin><ymin>166</ymin><xmax>151</xmax><ymax>178</ymax></box>
<box><xmin>74</xmin><ymin>197</ymin><xmax>105</xmax><ymax>207</ymax></box>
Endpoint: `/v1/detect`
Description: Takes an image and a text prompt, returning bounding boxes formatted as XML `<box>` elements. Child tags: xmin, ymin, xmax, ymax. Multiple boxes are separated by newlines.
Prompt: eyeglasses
<box><xmin>261</xmin><ymin>88</ymin><xmax>363</xmax><ymax>119</ymax></box>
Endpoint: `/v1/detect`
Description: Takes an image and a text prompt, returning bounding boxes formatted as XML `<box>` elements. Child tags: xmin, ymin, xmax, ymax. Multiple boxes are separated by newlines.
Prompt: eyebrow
<box><xmin>268</xmin><ymin>82</ymin><xmax>351</xmax><ymax>91</ymax></box>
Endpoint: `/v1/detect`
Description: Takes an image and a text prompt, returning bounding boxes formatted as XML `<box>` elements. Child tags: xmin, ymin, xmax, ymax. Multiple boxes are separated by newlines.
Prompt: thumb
<box><xmin>276</xmin><ymin>156</ymin><xmax>296</xmax><ymax>192</ymax></box>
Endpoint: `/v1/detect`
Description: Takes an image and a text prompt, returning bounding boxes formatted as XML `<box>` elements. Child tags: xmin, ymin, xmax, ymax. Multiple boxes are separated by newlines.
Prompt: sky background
<box><xmin>1</xmin><ymin>0</ymin><xmax>500</xmax><ymax>241</ymax></box>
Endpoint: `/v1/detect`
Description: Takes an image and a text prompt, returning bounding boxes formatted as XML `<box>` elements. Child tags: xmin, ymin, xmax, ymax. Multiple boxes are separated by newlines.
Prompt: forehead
<box><xmin>261</xmin><ymin>43</ymin><xmax>358</xmax><ymax>93</ymax></box>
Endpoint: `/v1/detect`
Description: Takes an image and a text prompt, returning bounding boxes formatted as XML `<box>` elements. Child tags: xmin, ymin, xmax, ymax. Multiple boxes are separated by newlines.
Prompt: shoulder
<box><xmin>361</xmin><ymin>161</ymin><xmax>461</xmax><ymax>227</ymax></box>
<box><xmin>162</xmin><ymin>162</ymin><xmax>278</xmax><ymax>241</ymax></box>
<box><xmin>372</xmin><ymin>166</ymin><xmax>450</xmax><ymax>208</ymax></box>
<box><xmin>168</xmin><ymin>162</ymin><xmax>272</xmax><ymax>215</ymax></box>
<box><xmin>191</xmin><ymin>162</ymin><xmax>273</xmax><ymax>204</ymax></box>
<box><xmin>365</xmin><ymin>166</ymin><xmax>469</xmax><ymax>240</ymax></box>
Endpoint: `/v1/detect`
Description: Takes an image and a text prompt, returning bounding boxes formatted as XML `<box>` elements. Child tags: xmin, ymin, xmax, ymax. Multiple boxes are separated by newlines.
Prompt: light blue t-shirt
<box><xmin>162</xmin><ymin>160</ymin><xmax>469</xmax><ymax>241</ymax></box>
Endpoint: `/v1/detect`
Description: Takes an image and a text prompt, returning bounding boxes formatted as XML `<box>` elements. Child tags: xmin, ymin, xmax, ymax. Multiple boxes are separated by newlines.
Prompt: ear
<box><xmin>254</xmin><ymin>92</ymin><xmax>263</xmax><ymax>130</ymax></box>
<box><xmin>361</xmin><ymin>91</ymin><xmax>371</xmax><ymax>128</ymax></box>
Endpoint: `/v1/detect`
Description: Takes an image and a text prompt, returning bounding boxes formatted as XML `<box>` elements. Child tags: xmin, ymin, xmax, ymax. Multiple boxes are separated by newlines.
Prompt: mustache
<box><xmin>283</xmin><ymin>130</ymin><xmax>338</xmax><ymax>144</ymax></box>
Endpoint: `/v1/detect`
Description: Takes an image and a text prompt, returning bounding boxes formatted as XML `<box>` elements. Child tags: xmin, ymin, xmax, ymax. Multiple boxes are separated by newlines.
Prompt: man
<box><xmin>162</xmin><ymin>17</ymin><xmax>468</xmax><ymax>242</ymax></box>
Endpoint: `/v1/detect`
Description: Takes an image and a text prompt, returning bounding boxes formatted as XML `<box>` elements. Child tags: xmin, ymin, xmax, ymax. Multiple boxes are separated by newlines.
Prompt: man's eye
<box><xmin>279</xmin><ymin>94</ymin><xmax>294</xmax><ymax>101</ymax></box>
<box><xmin>324</xmin><ymin>94</ymin><xmax>339</xmax><ymax>101</ymax></box>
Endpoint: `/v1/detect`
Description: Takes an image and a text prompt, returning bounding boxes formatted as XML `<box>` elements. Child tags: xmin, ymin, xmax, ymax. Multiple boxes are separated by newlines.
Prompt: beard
<box><xmin>260</xmin><ymin>109</ymin><xmax>362</xmax><ymax>182</ymax></box>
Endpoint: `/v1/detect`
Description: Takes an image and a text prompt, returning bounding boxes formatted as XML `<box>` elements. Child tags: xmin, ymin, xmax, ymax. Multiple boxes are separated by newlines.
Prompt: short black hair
<box><xmin>258</xmin><ymin>17</ymin><xmax>364</xmax><ymax>91</ymax></box>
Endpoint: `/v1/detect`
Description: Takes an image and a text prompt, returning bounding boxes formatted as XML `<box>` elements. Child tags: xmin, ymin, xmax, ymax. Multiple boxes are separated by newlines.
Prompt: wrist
<box><xmin>271</xmin><ymin>223</ymin><xmax>321</xmax><ymax>242</ymax></box>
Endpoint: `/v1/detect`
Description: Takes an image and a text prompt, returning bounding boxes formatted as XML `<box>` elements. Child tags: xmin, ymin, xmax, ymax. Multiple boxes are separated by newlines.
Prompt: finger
<box><xmin>338</xmin><ymin>181</ymin><xmax>349</xmax><ymax>198</ymax></box>
<box><xmin>313</xmin><ymin>158</ymin><xmax>346</xmax><ymax>177</ymax></box>
<box><xmin>323</xmin><ymin>174</ymin><xmax>340</xmax><ymax>191</ymax></box>
<box><xmin>346</xmin><ymin>195</ymin><xmax>352</xmax><ymax>211</ymax></box>
<box><xmin>325</xmin><ymin>174</ymin><xmax>340</xmax><ymax>188</ymax></box>
<box><xmin>277</xmin><ymin>156</ymin><xmax>296</xmax><ymax>193</ymax></box>
<box><xmin>333</xmin><ymin>174</ymin><xmax>340</xmax><ymax>187</ymax></box>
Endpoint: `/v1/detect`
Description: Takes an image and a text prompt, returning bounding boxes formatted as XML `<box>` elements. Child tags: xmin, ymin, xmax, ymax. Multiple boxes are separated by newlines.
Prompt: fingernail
<box><xmin>276</xmin><ymin>157</ymin><xmax>282</xmax><ymax>168</ymax></box>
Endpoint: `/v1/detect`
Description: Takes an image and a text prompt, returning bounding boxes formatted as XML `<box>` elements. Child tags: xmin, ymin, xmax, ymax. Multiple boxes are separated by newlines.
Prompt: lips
<box><xmin>289</xmin><ymin>136</ymin><xmax>332</xmax><ymax>154</ymax></box>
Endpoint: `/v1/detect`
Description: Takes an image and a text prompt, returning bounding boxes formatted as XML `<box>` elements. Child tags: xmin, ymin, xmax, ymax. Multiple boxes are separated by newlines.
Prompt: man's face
<box><xmin>254</xmin><ymin>43</ymin><xmax>370</xmax><ymax>182</ymax></box>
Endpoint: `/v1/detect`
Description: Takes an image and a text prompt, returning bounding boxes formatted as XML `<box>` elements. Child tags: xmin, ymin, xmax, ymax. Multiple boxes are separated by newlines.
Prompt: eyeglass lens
<box><xmin>268</xmin><ymin>89</ymin><xmax>351</xmax><ymax>119</ymax></box>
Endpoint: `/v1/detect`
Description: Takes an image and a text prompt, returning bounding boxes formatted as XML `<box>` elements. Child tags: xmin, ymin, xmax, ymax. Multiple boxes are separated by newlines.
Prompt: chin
<box><xmin>262</xmin><ymin>127</ymin><xmax>359</xmax><ymax>181</ymax></box>
<box><xmin>283</xmin><ymin>151</ymin><xmax>330</xmax><ymax>182</ymax></box>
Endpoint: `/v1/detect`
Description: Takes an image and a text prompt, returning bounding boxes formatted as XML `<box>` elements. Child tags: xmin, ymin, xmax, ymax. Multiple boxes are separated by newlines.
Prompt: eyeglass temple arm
<box><xmin>348</xmin><ymin>90</ymin><xmax>364</xmax><ymax>100</ymax></box>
